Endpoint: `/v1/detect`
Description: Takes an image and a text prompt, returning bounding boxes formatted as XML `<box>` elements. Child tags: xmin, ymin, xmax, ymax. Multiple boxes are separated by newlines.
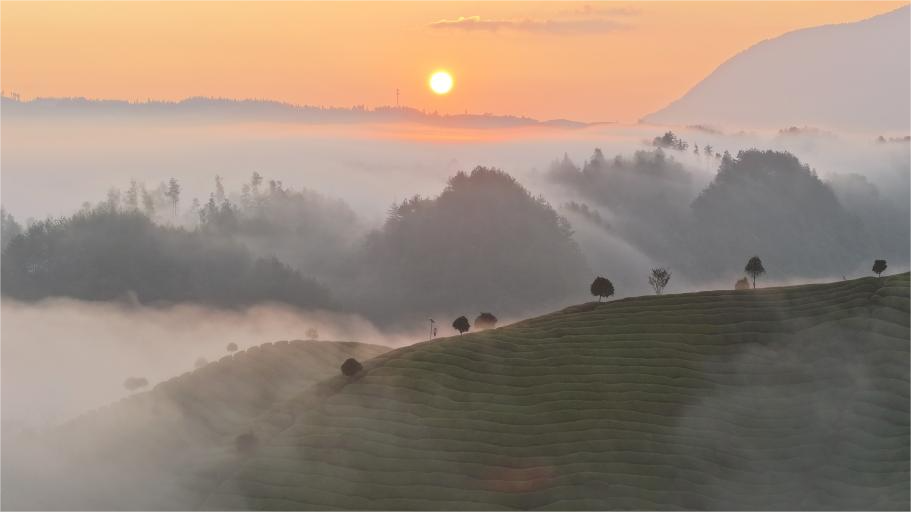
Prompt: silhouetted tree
<box><xmin>474</xmin><ymin>312</ymin><xmax>498</xmax><ymax>330</ymax></box>
<box><xmin>1</xmin><ymin>207</ymin><xmax>23</xmax><ymax>251</ymax></box>
<box><xmin>123</xmin><ymin>376</ymin><xmax>148</xmax><ymax>392</ymax></box>
<box><xmin>165</xmin><ymin>178</ymin><xmax>181</xmax><ymax>216</ymax></box>
<box><xmin>226</xmin><ymin>342</ymin><xmax>238</xmax><ymax>353</ymax></box>
<box><xmin>341</xmin><ymin>358</ymin><xmax>363</xmax><ymax>376</ymax></box>
<box><xmin>452</xmin><ymin>316</ymin><xmax>470</xmax><ymax>335</ymax></box>
<box><xmin>648</xmin><ymin>268</ymin><xmax>672</xmax><ymax>295</ymax></box>
<box><xmin>305</xmin><ymin>327</ymin><xmax>319</xmax><ymax>340</ymax></box>
<box><xmin>124</xmin><ymin>180</ymin><xmax>139</xmax><ymax>211</ymax></box>
<box><xmin>214</xmin><ymin>175</ymin><xmax>226</xmax><ymax>203</ymax></box>
<box><xmin>872</xmin><ymin>259</ymin><xmax>887</xmax><ymax>277</ymax></box>
<box><xmin>590</xmin><ymin>276</ymin><xmax>614</xmax><ymax>302</ymax></box>
<box><xmin>735</xmin><ymin>277</ymin><xmax>750</xmax><ymax>290</ymax></box>
<box><xmin>140</xmin><ymin>184</ymin><xmax>156</xmax><ymax>216</ymax></box>
<box><xmin>652</xmin><ymin>131</ymin><xmax>688</xmax><ymax>151</ymax></box>
<box><xmin>745</xmin><ymin>256</ymin><xmax>765</xmax><ymax>289</ymax></box>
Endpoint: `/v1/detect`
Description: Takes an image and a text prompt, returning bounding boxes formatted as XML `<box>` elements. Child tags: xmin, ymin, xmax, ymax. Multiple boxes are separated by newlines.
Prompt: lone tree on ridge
<box><xmin>745</xmin><ymin>256</ymin><xmax>765</xmax><ymax>289</ymax></box>
<box><xmin>872</xmin><ymin>259</ymin><xmax>887</xmax><ymax>277</ymax></box>
<box><xmin>590</xmin><ymin>276</ymin><xmax>615</xmax><ymax>302</ymax></box>
<box><xmin>648</xmin><ymin>268</ymin><xmax>672</xmax><ymax>295</ymax></box>
<box><xmin>452</xmin><ymin>316</ymin><xmax>470</xmax><ymax>335</ymax></box>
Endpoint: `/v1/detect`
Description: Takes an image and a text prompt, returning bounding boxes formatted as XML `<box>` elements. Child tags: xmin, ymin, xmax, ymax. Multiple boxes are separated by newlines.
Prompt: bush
<box><xmin>474</xmin><ymin>312</ymin><xmax>498</xmax><ymax>330</ymax></box>
<box><xmin>341</xmin><ymin>358</ymin><xmax>363</xmax><ymax>377</ymax></box>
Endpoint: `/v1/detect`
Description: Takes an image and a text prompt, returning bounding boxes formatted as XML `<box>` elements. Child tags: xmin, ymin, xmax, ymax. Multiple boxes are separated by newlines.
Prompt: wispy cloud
<box><xmin>428</xmin><ymin>4</ymin><xmax>637</xmax><ymax>35</ymax></box>
<box><xmin>428</xmin><ymin>14</ymin><xmax>630</xmax><ymax>35</ymax></box>
<box><xmin>558</xmin><ymin>5</ymin><xmax>640</xmax><ymax>17</ymax></box>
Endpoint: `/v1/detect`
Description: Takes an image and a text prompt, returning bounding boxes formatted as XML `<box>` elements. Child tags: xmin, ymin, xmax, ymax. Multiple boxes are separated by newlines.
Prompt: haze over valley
<box><xmin>1</xmin><ymin>3</ymin><xmax>909</xmax><ymax>511</ymax></box>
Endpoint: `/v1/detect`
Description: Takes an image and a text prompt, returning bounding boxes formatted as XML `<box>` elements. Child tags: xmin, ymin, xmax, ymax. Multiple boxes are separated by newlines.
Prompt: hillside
<box><xmin>644</xmin><ymin>6</ymin><xmax>910</xmax><ymax>132</ymax></box>
<box><xmin>1</xmin><ymin>339</ymin><xmax>389</xmax><ymax>510</ymax></box>
<box><xmin>204</xmin><ymin>274</ymin><xmax>910</xmax><ymax>510</ymax></box>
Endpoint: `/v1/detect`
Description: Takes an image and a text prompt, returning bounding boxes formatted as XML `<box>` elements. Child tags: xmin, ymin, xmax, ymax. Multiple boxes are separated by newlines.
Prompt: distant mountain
<box><xmin>644</xmin><ymin>7</ymin><xmax>910</xmax><ymax>132</ymax></box>
<box><xmin>0</xmin><ymin>95</ymin><xmax>597</xmax><ymax>129</ymax></box>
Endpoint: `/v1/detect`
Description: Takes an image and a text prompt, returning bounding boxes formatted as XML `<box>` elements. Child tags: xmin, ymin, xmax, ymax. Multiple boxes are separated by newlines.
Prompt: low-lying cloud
<box><xmin>0</xmin><ymin>297</ymin><xmax>422</xmax><ymax>433</ymax></box>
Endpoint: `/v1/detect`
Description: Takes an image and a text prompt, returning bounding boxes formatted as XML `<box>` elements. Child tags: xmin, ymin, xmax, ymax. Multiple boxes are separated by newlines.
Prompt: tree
<box><xmin>194</xmin><ymin>357</ymin><xmax>208</xmax><ymax>369</ymax></box>
<box><xmin>214</xmin><ymin>175</ymin><xmax>226</xmax><ymax>203</ymax></box>
<box><xmin>341</xmin><ymin>358</ymin><xmax>363</xmax><ymax>376</ymax></box>
<box><xmin>123</xmin><ymin>376</ymin><xmax>148</xmax><ymax>392</ymax></box>
<box><xmin>140</xmin><ymin>184</ymin><xmax>156</xmax><ymax>216</ymax></box>
<box><xmin>1</xmin><ymin>207</ymin><xmax>23</xmax><ymax>251</ymax></box>
<box><xmin>745</xmin><ymin>256</ymin><xmax>765</xmax><ymax>289</ymax></box>
<box><xmin>305</xmin><ymin>327</ymin><xmax>319</xmax><ymax>340</ymax></box>
<box><xmin>125</xmin><ymin>180</ymin><xmax>139</xmax><ymax>210</ymax></box>
<box><xmin>226</xmin><ymin>342</ymin><xmax>238</xmax><ymax>353</ymax></box>
<box><xmin>165</xmin><ymin>178</ymin><xmax>181</xmax><ymax>216</ymax></box>
<box><xmin>872</xmin><ymin>259</ymin><xmax>887</xmax><ymax>277</ymax></box>
<box><xmin>590</xmin><ymin>276</ymin><xmax>614</xmax><ymax>302</ymax></box>
<box><xmin>648</xmin><ymin>268</ymin><xmax>672</xmax><ymax>295</ymax></box>
<box><xmin>474</xmin><ymin>312</ymin><xmax>498</xmax><ymax>330</ymax></box>
<box><xmin>452</xmin><ymin>316</ymin><xmax>470</xmax><ymax>335</ymax></box>
<box><xmin>735</xmin><ymin>277</ymin><xmax>750</xmax><ymax>290</ymax></box>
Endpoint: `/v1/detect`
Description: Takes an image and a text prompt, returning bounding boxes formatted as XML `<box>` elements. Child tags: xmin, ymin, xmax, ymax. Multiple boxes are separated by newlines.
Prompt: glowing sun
<box><xmin>429</xmin><ymin>71</ymin><xmax>453</xmax><ymax>95</ymax></box>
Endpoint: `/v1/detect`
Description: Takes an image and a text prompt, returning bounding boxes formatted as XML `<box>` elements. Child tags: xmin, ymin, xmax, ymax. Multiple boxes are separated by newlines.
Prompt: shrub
<box><xmin>474</xmin><ymin>312</ymin><xmax>498</xmax><ymax>330</ymax></box>
<box><xmin>341</xmin><ymin>358</ymin><xmax>363</xmax><ymax>377</ymax></box>
<box><xmin>735</xmin><ymin>277</ymin><xmax>750</xmax><ymax>290</ymax></box>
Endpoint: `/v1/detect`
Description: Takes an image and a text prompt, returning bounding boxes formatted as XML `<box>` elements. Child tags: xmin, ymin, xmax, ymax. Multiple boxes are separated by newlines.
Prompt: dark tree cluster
<box><xmin>652</xmin><ymin>131</ymin><xmax>689</xmax><ymax>151</ymax></box>
<box><xmin>354</xmin><ymin>166</ymin><xmax>590</xmax><ymax>325</ymax></box>
<box><xmin>0</xmin><ymin>208</ymin><xmax>332</xmax><ymax>310</ymax></box>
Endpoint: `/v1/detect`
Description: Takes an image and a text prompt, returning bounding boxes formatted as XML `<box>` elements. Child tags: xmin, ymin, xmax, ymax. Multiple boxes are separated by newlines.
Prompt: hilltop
<box><xmin>206</xmin><ymin>274</ymin><xmax>909</xmax><ymax>510</ymax></box>
<box><xmin>0</xmin><ymin>95</ymin><xmax>596</xmax><ymax>129</ymax></box>
<box><xmin>644</xmin><ymin>6</ymin><xmax>910</xmax><ymax>132</ymax></box>
<box><xmin>1</xmin><ymin>339</ymin><xmax>389</xmax><ymax>510</ymax></box>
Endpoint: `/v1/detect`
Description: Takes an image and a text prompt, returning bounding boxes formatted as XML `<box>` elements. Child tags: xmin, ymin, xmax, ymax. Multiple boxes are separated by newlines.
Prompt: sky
<box><xmin>0</xmin><ymin>1</ymin><xmax>906</xmax><ymax>123</ymax></box>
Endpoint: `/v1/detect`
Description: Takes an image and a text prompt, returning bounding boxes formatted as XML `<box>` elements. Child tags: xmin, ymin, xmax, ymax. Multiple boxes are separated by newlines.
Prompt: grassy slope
<box><xmin>1</xmin><ymin>340</ymin><xmax>389</xmax><ymax>510</ymax></box>
<box><xmin>204</xmin><ymin>274</ymin><xmax>910</xmax><ymax>510</ymax></box>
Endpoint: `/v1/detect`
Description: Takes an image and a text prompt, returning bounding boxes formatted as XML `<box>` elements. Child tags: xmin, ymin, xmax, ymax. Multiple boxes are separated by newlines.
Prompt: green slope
<box><xmin>204</xmin><ymin>275</ymin><xmax>910</xmax><ymax>510</ymax></box>
<box><xmin>2</xmin><ymin>340</ymin><xmax>389</xmax><ymax>510</ymax></box>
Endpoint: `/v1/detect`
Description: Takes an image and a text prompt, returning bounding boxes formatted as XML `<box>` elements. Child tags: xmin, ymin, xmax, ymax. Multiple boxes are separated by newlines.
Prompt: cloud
<box><xmin>428</xmin><ymin>15</ymin><xmax>629</xmax><ymax>35</ymax></box>
<box><xmin>558</xmin><ymin>5</ymin><xmax>640</xmax><ymax>17</ymax></box>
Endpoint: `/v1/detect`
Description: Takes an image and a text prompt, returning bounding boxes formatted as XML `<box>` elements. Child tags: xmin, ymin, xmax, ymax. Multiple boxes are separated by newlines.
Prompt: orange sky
<box><xmin>1</xmin><ymin>1</ymin><xmax>905</xmax><ymax>123</ymax></box>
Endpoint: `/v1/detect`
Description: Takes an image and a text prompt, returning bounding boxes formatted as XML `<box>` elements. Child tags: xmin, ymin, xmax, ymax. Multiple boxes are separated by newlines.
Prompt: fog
<box><xmin>1</xmin><ymin>109</ymin><xmax>908</xmax><ymax>443</ymax></box>
<box><xmin>0</xmin><ymin>297</ymin><xmax>421</xmax><ymax>433</ymax></box>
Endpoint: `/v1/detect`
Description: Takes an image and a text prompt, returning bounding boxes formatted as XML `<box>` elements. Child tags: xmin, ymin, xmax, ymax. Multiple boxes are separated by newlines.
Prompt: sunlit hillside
<box><xmin>202</xmin><ymin>274</ymin><xmax>909</xmax><ymax>510</ymax></box>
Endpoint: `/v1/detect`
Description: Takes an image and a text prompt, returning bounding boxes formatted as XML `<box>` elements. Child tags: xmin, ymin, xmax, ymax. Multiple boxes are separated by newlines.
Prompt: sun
<box><xmin>429</xmin><ymin>71</ymin><xmax>453</xmax><ymax>95</ymax></box>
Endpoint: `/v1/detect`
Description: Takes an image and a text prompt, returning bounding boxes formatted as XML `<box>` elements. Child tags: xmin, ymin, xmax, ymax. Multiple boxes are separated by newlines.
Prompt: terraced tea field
<box><xmin>205</xmin><ymin>274</ymin><xmax>910</xmax><ymax>510</ymax></box>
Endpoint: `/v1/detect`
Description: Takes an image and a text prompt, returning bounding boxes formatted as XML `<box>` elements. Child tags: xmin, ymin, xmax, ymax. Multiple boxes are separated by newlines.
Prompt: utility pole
<box><xmin>428</xmin><ymin>318</ymin><xmax>435</xmax><ymax>340</ymax></box>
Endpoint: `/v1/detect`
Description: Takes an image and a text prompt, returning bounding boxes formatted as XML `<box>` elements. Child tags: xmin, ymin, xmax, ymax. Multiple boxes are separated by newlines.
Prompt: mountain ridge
<box><xmin>644</xmin><ymin>6</ymin><xmax>910</xmax><ymax>132</ymax></box>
